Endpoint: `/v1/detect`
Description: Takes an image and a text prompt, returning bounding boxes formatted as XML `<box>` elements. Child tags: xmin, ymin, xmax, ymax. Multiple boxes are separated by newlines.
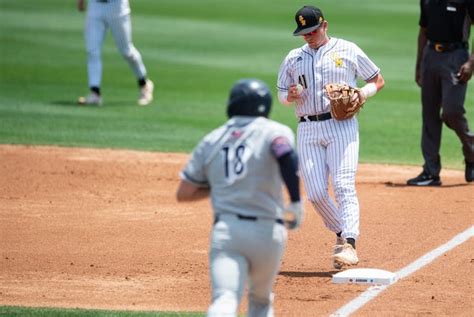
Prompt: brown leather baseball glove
<box><xmin>324</xmin><ymin>83</ymin><xmax>365</xmax><ymax>121</ymax></box>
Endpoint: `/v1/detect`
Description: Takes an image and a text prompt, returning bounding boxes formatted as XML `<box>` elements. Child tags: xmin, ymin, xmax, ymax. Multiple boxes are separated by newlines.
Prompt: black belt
<box><xmin>96</xmin><ymin>0</ymin><xmax>109</xmax><ymax>3</ymax></box>
<box><xmin>299</xmin><ymin>112</ymin><xmax>332</xmax><ymax>122</ymax></box>
<box><xmin>214</xmin><ymin>214</ymin><xmax>284</xmax><ymax>225</ymax></box>
<box><xmin>428</xmin><ymin>41</ymin><xmax>468</xmax><ymax>53</ymax></box>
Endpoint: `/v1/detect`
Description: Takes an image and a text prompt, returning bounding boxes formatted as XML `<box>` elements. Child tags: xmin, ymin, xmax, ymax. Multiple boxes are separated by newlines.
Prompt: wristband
<box><xmin>360</xmin><ymin>83</ymin><xmax>377</xmax><ymax>98</ymax></box>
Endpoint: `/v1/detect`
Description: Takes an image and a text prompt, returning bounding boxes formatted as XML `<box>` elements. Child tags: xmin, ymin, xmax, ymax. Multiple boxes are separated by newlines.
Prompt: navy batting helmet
<box><xmin>227</xmin><ymin>79</ymin><xmax>272</xmax><ymax>118</ymax></box>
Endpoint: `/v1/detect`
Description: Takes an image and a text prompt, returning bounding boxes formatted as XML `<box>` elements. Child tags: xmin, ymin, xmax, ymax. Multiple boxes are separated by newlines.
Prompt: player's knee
<box><xmin>86</xmin><ymin>49</ymin><xmax>101</xmax><ymax>61</ymax></box>
<box><xmin>307</xmin><ymin>188</ymin><xmax>330</xmax><ymax>205</ymax></box>
<box><xmin>120</xmin><ymin>47</ymin><xmax>139</xmax><ymax>62</ymax></box>
<box><xmin>442</xmin><ymin>111</ymin><xmax>463</xmax><ymax>130</ymax></box>
<box><xmin>207</xmin><ymin>291</ymin><xmax>239</xmax><ymax>317</ymax></box>
<box><xmin>120</xmin><ymin>50</ymin><xmax>134</xmax><ymax>60</ymax></box>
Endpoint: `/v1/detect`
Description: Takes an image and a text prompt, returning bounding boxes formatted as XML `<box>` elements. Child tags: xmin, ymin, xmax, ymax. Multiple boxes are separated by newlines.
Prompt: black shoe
<box><xmin>466</xmin><ymin>160</ymin><xmax>474</xmax><ymax>182</ymax></box>
<box><xmin>407</xmin><ymin>171</ymin><xmax>441</xmax><ymax>186</ymax></box>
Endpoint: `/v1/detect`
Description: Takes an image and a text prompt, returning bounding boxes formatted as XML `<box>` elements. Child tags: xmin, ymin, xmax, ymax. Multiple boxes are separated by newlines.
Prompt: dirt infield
<box><xmin>0</xmin><ymin>145</ymin><xmax>472</xmax><ymax>316</ymax></box>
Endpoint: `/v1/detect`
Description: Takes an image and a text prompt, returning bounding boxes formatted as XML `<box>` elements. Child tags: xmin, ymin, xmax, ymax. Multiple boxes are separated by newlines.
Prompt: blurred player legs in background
<box><xmin>76</xmin><ymin>0</ymin><xmax>153</xmax><ymax>106</ymax></box>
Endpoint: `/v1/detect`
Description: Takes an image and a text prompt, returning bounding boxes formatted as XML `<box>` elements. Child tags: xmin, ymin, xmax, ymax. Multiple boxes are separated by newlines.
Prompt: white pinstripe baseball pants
<box><xmin>297</xmin><ymin>118</ymin><xmax>360</xmax><ymax>240</ymax></box>
<box><xmin>84</xmin><ymin>5</ymin><xmax>146</xmax><ymax>87</ymax></box>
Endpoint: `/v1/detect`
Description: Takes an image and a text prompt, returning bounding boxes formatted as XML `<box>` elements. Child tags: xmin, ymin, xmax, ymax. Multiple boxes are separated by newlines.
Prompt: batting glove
<box><xmin>284</xmin><ymin>201</ymin><xmax>304</xmax><ymax>230</ymax></box>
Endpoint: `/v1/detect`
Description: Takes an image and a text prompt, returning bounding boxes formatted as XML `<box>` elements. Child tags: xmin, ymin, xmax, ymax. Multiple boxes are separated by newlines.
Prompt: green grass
<box><xmin>0</xmin><ymin>306</ymin><xmax>204</xmax><ymax>317</ymax></box>
<box><xmin>0</xmin><ymin>0</ymin><xmax>472</xmax><ymax>169</ymax></box>
<box><xmin>0</xmin><ymin>0</ymin><xmax>472</xmax><ymax>314</ymax></box>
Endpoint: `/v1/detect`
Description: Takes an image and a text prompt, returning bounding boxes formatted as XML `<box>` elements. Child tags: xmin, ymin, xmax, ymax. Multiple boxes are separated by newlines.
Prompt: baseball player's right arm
<box><xmin>176</xmin><ymin>179</ymin><xmax>210</xmax><ymax>202</ymax></box>
<box><xmin>277</xmin><ymin>53</ymin><xmax>302</xmax><ymax>105</ymax></box>
<box><xmin>176</xmin><ymin>141</ymin><xmax>211</xmax><ymax>202</ymax></box>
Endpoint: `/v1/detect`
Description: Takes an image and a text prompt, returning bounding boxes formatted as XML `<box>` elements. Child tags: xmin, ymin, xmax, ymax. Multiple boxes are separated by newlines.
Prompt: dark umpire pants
<box><xmin>420</xmin><ymin>45</ymin><xmax>474</xmax><ymax>176</ymax></box>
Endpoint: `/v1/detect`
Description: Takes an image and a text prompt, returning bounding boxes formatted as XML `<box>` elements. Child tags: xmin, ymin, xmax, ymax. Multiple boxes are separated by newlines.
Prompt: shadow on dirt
<box><xmin>383</xmin><ymin>181</ymin><xmax>470</xmax><ymax>188</ymax></box>
<box><xmin>278</xmin><ymin>271</ymin><xmax>338</xmax><ymax>278</ymax></box>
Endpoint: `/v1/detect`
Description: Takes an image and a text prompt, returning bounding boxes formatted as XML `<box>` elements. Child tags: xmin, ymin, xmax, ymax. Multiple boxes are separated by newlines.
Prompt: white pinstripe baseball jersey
<box><xmin>277</xmin><ymin>37</ymin><xmax>380</xmax><ymax>241</ymax></box>
<box><xmin>277</xmin><ymin>37</ymin><xmax>380</xmax><ymax>117</ymax></box>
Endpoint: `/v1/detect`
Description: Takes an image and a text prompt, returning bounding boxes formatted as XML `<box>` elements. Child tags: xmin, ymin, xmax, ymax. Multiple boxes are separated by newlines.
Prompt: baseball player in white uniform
<box><xmin>277</xmin><ymin>6</ymin><xmax>385</xmax><ymax>269</ymax></box>
<box><xmin>176</xmin><ymin>79</ymin><xmax>303</xmax><ymax>317</ymax></box>
<box><xmin>77</xmin><ymin>0</ymin><xmax>153</xmax><ymax>106</ymax></box>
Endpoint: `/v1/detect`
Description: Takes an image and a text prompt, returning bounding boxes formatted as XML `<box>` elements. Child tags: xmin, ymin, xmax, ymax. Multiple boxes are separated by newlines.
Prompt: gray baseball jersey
<box><xmin>181</xmin><ymin>115</ymin><xmax>295</xmax><ymax>316</ymax></box>
<box><xmin>277</xmin><ymin>37</ymin><xmax>380</xmax><ymax>240</ymax></box>
<box><xmin>181</xmin><ymin>116</ymin><xmax>295</xmax><ymax>220</ymax></box>
<box><xmin>85</xmin><ymin>0</ymin><xmax>146</xmax><ymax>87</ymax></box>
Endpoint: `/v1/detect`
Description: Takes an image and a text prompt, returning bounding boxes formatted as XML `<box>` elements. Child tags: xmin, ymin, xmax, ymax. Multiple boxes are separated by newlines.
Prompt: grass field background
<box><xmin>1</xmin><ymin>0</ymin><xmax>472</xmax><ymax>169</ymax></box>
<box><xmin>0</xmin><ymin>0</ymin><xmax>472</xmax><ymax>315</ymax></box>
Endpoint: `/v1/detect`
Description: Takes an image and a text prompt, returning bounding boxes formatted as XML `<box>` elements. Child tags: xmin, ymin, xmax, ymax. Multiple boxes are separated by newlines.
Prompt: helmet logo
<box><xmin>256</xmin><ymin>89</ymin><xmax>267</xmax><ymax>97</ymax></box>
<box><xmin>299</xmin><ymin>15</ymin><xmax>306</xmax><ymax>26</ymax></box>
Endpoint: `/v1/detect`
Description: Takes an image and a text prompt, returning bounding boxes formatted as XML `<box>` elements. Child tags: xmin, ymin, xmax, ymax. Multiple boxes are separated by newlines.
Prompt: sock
<box><xmin>346</xmin><ymin>238</ymin><xmax>356</xmax><ymax>249</ymax></box>
<box><xmin>90</xmin><ymin>86</ymin><xmax>101</xmax><ymax>95</ymax></box>
<box><xmin>138</xmin><ymin>77</ymin><xmax>147</xmax><ymax>87</ymax></box>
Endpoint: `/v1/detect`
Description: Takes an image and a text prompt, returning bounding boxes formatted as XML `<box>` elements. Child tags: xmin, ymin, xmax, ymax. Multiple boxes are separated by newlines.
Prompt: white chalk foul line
<box><xmin>331</xmin><ymin>225</ymin><xmax>474</xmax><ymax>317</ymax></box>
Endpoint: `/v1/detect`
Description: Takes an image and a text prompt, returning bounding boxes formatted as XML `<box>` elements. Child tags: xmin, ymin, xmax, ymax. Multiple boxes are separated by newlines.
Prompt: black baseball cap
<box><xmin>293</xmin><ymin>6</ymin><xmax>324</xmax><ymax>36</ymax></box>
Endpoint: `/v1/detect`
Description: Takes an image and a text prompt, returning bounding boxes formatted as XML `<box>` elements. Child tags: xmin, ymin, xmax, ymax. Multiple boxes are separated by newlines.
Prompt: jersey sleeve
<box><xmin>353</xmin><ymin>44</ymin><xmax>380</xmax><ymax>81</ymax></box>
<box><xmin>277</xmin><ymin>52</ymin><xmax>295</xmax><ymax>94</ymax></box>
<box><xmin>180</xmin><ymin>141</ymin><xmax>209</xmax><ymax>188</ymax></box>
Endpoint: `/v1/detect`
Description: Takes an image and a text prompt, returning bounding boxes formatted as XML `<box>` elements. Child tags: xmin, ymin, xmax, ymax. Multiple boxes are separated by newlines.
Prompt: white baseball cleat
<box><xmin>78</xmin><ymin>92</ymin><xmax>102</xmax><ymax>106</ymax></box>
<box><xmin>332</xmin><ymin>237</ymin><xmax>346</xmax><ymax>270</ymax></box>
<box><xmin>138</xmin><ymin>79</ymin><xmax>154</xmax><ymax>106</ymax></box>
<box><xmin>333</xmin><ymin>243</ymin><xmax>359</xmax><ymax>269</ymax></box>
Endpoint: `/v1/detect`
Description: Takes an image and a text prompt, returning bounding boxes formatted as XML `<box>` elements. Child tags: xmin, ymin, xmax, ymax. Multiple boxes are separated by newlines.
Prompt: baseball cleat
<box><xmin>138</xmin><ymin>79</ymin><xmax>154</xmax><ymax>106</ymax></box>
<box><xmin>406</xmin><ymin>171</ymin><xmax>441</xmax><ymax>186</ymax></box>
<box><xmin>78</xmin><ymin>92</ymin><xmax>102</xmax><ymax>106</ymax></box>
<box><xmin>332</xmin><ymin>236</ymin><xmax>346</xmax><ymax>270</ymax></box>
<box><xmin>332</xmin><ymin>243</ymin><xmax>359</xmax><ymax>269</ymax></box>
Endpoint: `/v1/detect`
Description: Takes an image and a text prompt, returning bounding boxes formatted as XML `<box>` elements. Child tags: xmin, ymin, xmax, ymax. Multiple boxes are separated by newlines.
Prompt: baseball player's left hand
<box><xmin>284</xmin><ymin>201</ymin><xmax>304</xmax><ymax>230</ymax></box>
<box><xmin>350</xmin><ymin>89</ymin><xmax>367</xmax><ymax>106</ymax></box>
<box><xmin>457</xmin><ymin>60</ymin><xmax>473</xmax><ymax>83</ymax></box>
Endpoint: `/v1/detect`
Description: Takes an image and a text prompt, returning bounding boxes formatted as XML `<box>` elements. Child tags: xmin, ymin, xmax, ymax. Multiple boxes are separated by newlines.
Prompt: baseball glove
<box><xmin>324</xmin><ymin>83</ymin><xmax>365</xmax><ymax>121</ymax></box>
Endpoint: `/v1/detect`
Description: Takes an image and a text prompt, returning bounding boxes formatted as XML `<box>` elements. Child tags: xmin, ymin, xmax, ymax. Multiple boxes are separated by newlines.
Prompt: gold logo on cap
<box><xmin>299</xmin><ymin>15</ymin><xmax>306</xmax><ymax>26</ymax></box>
<box><xmin>319</xmin><ymin>16</ymin><xmax>323</xmax><ymax>23</ymax></box>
